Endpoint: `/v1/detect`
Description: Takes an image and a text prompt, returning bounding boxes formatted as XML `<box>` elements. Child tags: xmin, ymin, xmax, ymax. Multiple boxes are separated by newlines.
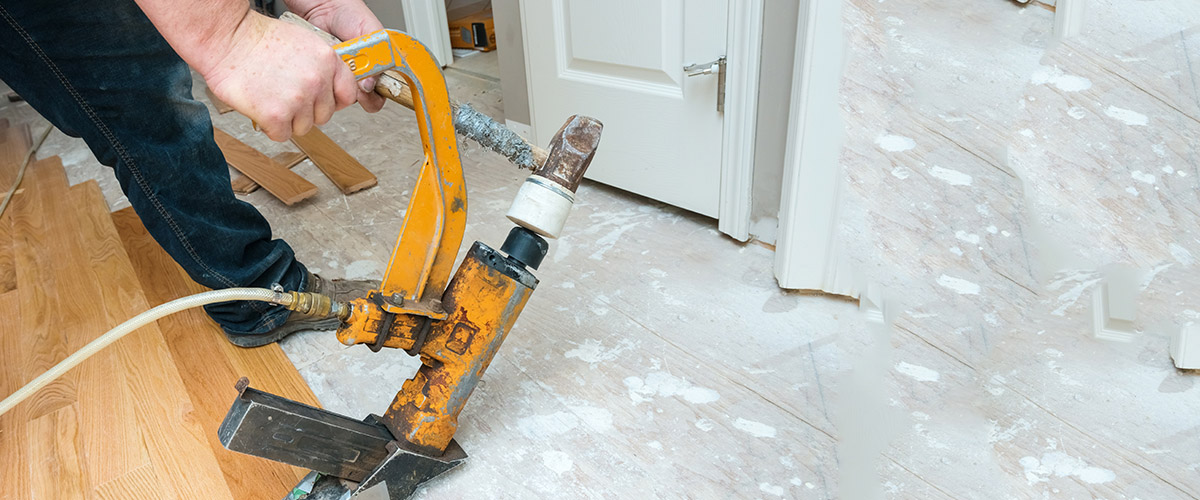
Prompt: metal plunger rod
<box><xmin>279</xmin><ymin>12</ymin><xmax>550</xmax><ymax>170</ymax></box>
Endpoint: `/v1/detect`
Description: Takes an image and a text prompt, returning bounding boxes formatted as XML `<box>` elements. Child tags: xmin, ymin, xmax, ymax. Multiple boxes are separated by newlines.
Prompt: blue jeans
<box><xmin>0</xmin><ymin>0</ymin><xmax>308</xmax><ymax>335</ymax></box>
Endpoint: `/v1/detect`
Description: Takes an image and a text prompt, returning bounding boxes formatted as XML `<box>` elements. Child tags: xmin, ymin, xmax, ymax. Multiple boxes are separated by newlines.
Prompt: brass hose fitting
<box><xmin>285</xmin><ymin>291</ymin><xmax>350</xmax><ymax>322</ymax></box>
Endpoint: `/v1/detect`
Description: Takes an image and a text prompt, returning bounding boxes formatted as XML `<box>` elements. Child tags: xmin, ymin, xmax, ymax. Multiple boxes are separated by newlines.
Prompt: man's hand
<box><xmin>202</xmin><ymin>13</ymin><xmax>365</xmax><ymax>141</ymax></box>
<box><xmin>133</xmin><ymin>0</ymin><xmax>386</xmax><ymax>141</ymax></box>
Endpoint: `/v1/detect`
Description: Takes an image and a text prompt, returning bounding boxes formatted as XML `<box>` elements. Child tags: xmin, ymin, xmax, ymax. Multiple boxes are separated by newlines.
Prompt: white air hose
<box><xmin>0</xmin><ymin>288</ymin><xmax>296</xmax><ymax>417</ymax></box>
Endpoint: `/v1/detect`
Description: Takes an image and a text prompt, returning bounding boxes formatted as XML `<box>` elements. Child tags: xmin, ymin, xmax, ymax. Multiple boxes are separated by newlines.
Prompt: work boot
<box><xmin>225</xmin><ymin>273</ymin><xmax>381</xmax><ymax>348</ymax></box>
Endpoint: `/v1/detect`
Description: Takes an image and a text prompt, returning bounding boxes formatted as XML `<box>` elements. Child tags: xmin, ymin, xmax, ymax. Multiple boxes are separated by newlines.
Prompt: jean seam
<box><xmin>0</xmin><ymin>4</ymin><xmax>272</xmax><ymax>312</ymax></box>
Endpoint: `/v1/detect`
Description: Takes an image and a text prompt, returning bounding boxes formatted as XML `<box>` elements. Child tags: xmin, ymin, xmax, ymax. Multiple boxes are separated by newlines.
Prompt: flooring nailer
<box><xmin>0</xmin><ymin>24</ymin><xmax>600</xmax><ymax>500</ymax></box>
<box><xmin>217</xmin><ymin>29</ymin><xmax>601</xmax><ymax>499</ymax></box>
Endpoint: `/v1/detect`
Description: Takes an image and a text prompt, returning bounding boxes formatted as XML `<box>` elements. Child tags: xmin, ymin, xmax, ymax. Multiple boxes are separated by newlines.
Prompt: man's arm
<box><xmin>133</xmin><ymin>0</ymin><xmax>385</xmax><ymax>141</ymax></box>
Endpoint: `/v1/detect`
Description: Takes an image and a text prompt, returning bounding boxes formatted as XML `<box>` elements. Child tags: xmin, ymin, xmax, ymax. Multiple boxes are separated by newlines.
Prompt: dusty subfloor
<box><xmin>2</xmin><ymin>0</ymin><xmax>1199</xmax><ymax>497</ymax></box>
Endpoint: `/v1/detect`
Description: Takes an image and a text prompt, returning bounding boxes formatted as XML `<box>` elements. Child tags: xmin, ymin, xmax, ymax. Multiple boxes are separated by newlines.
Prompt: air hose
<box><xmin>0</xmin><ymin>287</ymin><xmax>344</xmax><ymax>417</ymax></box>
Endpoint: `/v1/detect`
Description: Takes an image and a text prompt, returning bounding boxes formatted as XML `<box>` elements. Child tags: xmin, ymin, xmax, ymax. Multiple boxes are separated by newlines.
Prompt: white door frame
<box><xmin>517</xmin><ymin>0</ymin><xmax>763</xmax><ymax>239</ymax></box>
<box><xmin>401</xmin><ymin>0</ymin><xmax>454</xmax><ymax>67</ymax></box>
<box><xmin>775</xmin><ymin>0</ymin><xmax>856</xmax><ymax>297</ymax></box>
<box><xmin>716</xmin><ymin>0</ymin><xmax>764</xmax><ymax>241</ymax></box>
<box><xmin>1054</xmin><ymin>0</ymin><xmax>1085</xmax><ymax>41</ymax></box>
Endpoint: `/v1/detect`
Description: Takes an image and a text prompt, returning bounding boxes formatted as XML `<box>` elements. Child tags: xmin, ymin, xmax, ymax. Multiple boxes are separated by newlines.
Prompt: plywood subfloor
<box><xmin>1</xmin><ymin>1</ymin><xmax>1197</xmax><ymax>497</ymax></box>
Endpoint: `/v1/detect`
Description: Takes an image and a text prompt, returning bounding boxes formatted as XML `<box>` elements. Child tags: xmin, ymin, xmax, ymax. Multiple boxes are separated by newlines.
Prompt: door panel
<box><xmin>523</xmin><ymin>0</ymin><xmax>728</xmax><ymax>217</ymax></box>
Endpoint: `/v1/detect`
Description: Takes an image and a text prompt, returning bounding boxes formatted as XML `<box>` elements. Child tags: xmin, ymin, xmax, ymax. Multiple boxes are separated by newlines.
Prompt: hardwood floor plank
<box><xmin>232</xmin><ymin>151</ymin><xmax>308</xmax><ymax>194</ymax></box>
<box><xmin>11</xmin><ymin>158</ymin><xmax>75</xmax><ymax>421</ymax></box>
<box><xmin>0</xmin><ymin>291</ymin><xmax>30</xmax><ymax>500</ymax></box>
<box><xmin>92</xmin><ymin>464</ymin><xmax>171</xmax><ymax>500</ymax></box>
<box><xmin>213</xmin><ymin>128</ymin><xmax>317</xmax><ymax>205</ymax></box>
<box><xmin>0</xmin><ymin>123</ymin><xmax>32</xmax><ymax>293</ymax></box>
<box><xmin>26</xmin><ymin>405</ymin><xmax>87</xmax><ymax>500</ymax></box>
<box><xmin>66</xmin><ymin>182</ymin><xmax>152</xmax><ymax>488</ymax></box>
<box><xmin>112</xmin><ymin>207</ymin><xmax>321</xmax><ymax>496</ymax></box>
<box><xmin>291</xmin><ymin>127</ymin><xmax>377</xmax><ymax>194</ymax></box>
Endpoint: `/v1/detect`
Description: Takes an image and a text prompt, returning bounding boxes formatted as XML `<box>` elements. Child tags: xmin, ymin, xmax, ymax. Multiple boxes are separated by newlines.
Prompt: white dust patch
<box><xmin>759</xmin><ymin>483</ymin><xmax>786</xmax><ymax>497</ymax></box>
<box><xmin>896</xmin><ymin>362</ymin><xmax>940</xmax><ymax>382</ymax></box>
<box><xmin>516</xmin><ymin>412</ymin><xmax>579</xmax><ymax>440</ymax></box>
<box><xmin>1105</xmin><ymin>106</ymin><xmax>1148</xmax><ymax>126</ymax></box>
<box><xmin>1030</xmin><ymin>66</ymin><xmax>1093</xmax><ymax>92</ymax></box>
<box><xmin>955</xmin><ymin>231</ymin><xmax>980</xmax><ymax>245</ymax></box>
<box><xmin>344</xmin><ymin>260</ymin><xmax>381</xmax><ymax>279</ymax></box>
<box><xmin>937</xmin><ymin>274</ymin><xmax>981</xmax><ymax>295</ymax></box>
<box><xmin>1170</xmin><ymin>243</ymin><xmax>1194</xmax><ymax>267</ymax></box>
<box><xmin>1130</xmin><ymin>170</ymin><xmax>1156</xmax><ymax>184</ymax></box>
<box><xmin>1019</xmin><ymin>452</ymin><xmax>1116</xmax><ymax>485</ymax></box>
<box><xmin>733</xmin><ymin>418</ymin><xmax>777</xmax><ymax>438</ymax></box>
<box><xmin>564</xmin><ymin>338</ymin><xmax>636</xmax><ymax>365</ymax></box>
<box><xmin>540</xmin><ymin>450</ymin><xmax>575</xmax><ymax>475</ymax></box>
<box><xmin>876</xmin><ymin>134</ymin><xmax>916</xmax><ymax>152</ymax></box>
<box><xmin>516</xmin><ymin>406</ymin><xmax>613</xmax><ymax>440</ymax></box>
<box><xmin>988</xmin><ymin>418</ymin><xmax>1031</xmax><ymax>443</ymax></box>
<box><xmin>623</xmin><ymin>371</ymin><xmax>720</xmax><ymax>404</ymax></box>
<box><xmin>929</xmin><ymin>166</ymin><xmax>973</xmax><ymax>186</ymax></box>
<box><xmin>1047</xmin><ymin>270</ymin><xmax>1102</xmax><ymax>316</ymax></box>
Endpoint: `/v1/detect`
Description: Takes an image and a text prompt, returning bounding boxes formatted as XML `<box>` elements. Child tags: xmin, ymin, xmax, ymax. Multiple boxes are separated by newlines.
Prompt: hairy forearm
<box><xmin>132</xmin><ymin>0</ymin><xmax>262</xmax><ymax>76</ymax></box>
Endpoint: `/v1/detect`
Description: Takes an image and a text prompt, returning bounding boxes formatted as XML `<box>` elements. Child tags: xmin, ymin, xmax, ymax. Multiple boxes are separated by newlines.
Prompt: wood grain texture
<box><xmin>61</xmin><ymin>180</ymin><xmax>236</xmax><ymax>500</ymax></box>
<box><xmin>232</xmin><ymin>151</ymin><xmax>307</xmax><ymax>194</ymax></box>
<box><xmin>291</xmin><ymin>127</ymin><xmax>377</xmax><ymax>194</ymax></box>
<box><xmin>0</xmin><ymin>122</ymin><xmax>31</xmax><ymax>294</ymax></box>
<box><xmin>204</xmin><ymin>85</ymin><xmax>235</xmax><ymax>114</ymax></box>
<box><xmin>11</xmin><ymin>158</ymin><xmax>76</xmax><ymax>422</ymax></box>
<box><xmin>0</xmin><ymin>291</ymin><xmax>29</xmax><ymax>500</ymax></box>
<box><xmin>214</xmin><ymin>128</ymin><xmax>317</xmax><ymax>205</ymax></box>
<box><xmin>27</xmin><ymin>405</ymin><xmax>87</xmax><ymax>500</ymax></box>
<box><xmin>112</xmin><ymin>206</ymin><xmax>319</xmax><ymax>496</ymax></box>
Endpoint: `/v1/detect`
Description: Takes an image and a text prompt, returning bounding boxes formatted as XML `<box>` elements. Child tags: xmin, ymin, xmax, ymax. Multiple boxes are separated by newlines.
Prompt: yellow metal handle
<box><xmin>334</xmin><ymin>31</ymin><xmax>397</xmax><ymax>79</ymax></box>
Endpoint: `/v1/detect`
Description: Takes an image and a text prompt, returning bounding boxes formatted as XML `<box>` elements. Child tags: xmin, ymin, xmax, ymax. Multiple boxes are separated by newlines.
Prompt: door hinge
<box><xmin>684</xmin><ymin>56</ymin><xmax>726</xmax><ymax>113</ymax></box>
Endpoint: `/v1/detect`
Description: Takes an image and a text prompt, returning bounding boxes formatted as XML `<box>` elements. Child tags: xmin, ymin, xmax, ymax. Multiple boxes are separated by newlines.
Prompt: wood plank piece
<box><xmin>60</xmin><ymin>180</ymin><xmax>234</xmax><ymax>499</ymax></box>
<box><xmin>0</xmin><ymin>122</ymin><xmax>32</xmax><ymax>294</ymax></box>
<box><xmin>0</xmin><ymin>291</ymin><xmax>30</xmax><ymax>500</ymax></box>
<box><xmin>112</xmin><ymin>206</ymin><xmax>321</xmax><ymax>496</ymax></box>
<box><xmin>232</xmin><ymin>151</ymin><xmax>307</xmax><ymax>194</ymax></box>
<box><xmin>291</xmin><ymin>127</ymin><xmax>377</xmax><ymax>194</ymax></box>
<box><xmin>214</xmin><ymin>128</ymin><xmax>317</xmax><ymax>205</ymax></box>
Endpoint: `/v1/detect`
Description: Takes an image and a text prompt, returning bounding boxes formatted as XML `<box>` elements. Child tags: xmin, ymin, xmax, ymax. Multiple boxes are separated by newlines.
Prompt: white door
<box><xmin>520</xmin><ymin>0</ymin><xmax>729</xmax><ymax>217</ymax></box>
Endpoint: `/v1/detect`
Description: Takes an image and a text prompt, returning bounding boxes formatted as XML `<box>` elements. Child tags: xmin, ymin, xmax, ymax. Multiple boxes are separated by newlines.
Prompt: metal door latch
<box><xmin>684</xmin><ymin>56</ymin><xmax>727</xmax><ymax>113</ymax></box>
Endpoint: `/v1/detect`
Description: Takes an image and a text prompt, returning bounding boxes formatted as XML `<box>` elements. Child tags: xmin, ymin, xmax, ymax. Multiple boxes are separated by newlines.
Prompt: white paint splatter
<box><xmin>540</xmin><ymin>450</ymin><xmax>574</xmax><ymax>475</ymax></box>
<box><xmin>1019</xmin><ymin>128</ymin><xmax>1035</xmax><ymax>138</ymax></box>
<box><xmin>516</xmin><ymin>412</ymin><xmax>579</xmax><ymax>440</ymax></box>
<box><xmin>1067</xmin><ymin>107</ymin><xmax>1087</xmax><ymax>119</ymax></box>
<box><xmin>694</xmin><ymin>418</ymin><xmax>715</xmax><ymax>431</ymax></box>
<box><xmin>1047</xmin><ymin>270</ymin><xmax>1102</xmax><ymax>316</ymax></box>
<box><xmin>733</xmin><ymin>418</ymin><xmax>777</xmax><ymax>438</ymax></box>
<box><xmin>891</xmin><ymin>166</ymin><xmax>912</xmax><ymax>179</ymax></box>
<box><xmin>646</xmin><ymin>441</ymin><xmax>663</xmax><ymax>450</ymax></box>
<box><xmin>647</xmin><ymin>268</ymin><xmax>668</xmax><ymax>278</ymax></box>
<box><xmin>896</xmin><ymin>362</ymin><xmax>940</xmax><ymax>382</ymax></box>
<box><xmin>623</xmin><ymin>372</ymin><xmax>720</xmax><ymax>404</ymax></box>
<box><xmin>342</xmin><ymin>260</ymin><xmax>380</xmax><ymax>279</ymax></box>
<box><xmin>1126</xmin><ymin>186</ymin><xmax>1139</xmax><ymax>196</ymax></box>
<box><xmin>988</xmin><ymin>418</ymin><xmax>1031</xmax><ymax>443</ymax></box>
<box><xmin>986</xmin><ymin>225</ymin><xmax>998</xmax><ymax>234</ymax></box>
<box><xmin>949</xmin><ymin>246</ymin><xmax>964</xmax><ymax>256</ymax></box>
<box><xmin>1105</xmin><ymin>106</ymin><xmax>1148</xmax><ymax>126</ymax></box>
<box><xmin>1163</xmin><ymin>165</ymin><xmax>1175</xmax><ymax>174</ymax></box>
<box><xmin>1030</xmin><ymin>66</ymin><xmax>1093</xmax><ymax>92</ymax></box>
<box><xmin>1131</xmin><ymin>170</ymin><xmax>1156</xmax><ymax>184</ymax></box>
<box><xmin>955</xmin><ymin>230</ymin><xmax>980</xmax><ymax>245</ymax></box>
<box><xmin>937</xmin><ymin>274</ymin><xmax>980</xmax><ymax>295</ymax></box>
<box><xmin>876</xmin><ymin>134</ymin><xmax>916</xmax><ymax>152</ymax></box>
<box><xmin>558</xmin><ymin>281</ymin><xmax>575</xmax><ymax>289</ymax></box>
<box><xmin>929</xmin><ymin>166</ymin><xmax>973</xmax><ymax>186</ymax></box>
<box><xmin>565</xmin><ymin>338</ymin><xmax>636</xmax><ymax>365</ymax></box>
<box><xmin>1019</xmin><ymin>452</ymin><xmax>1116</xmax><ymax>485</ymax></box>
<box><xmin>759</xmin><ymin>483</ymin><xmax>785</xmax><ymax>497</ymax></box>
<box><xmin>1170</xmin><ymin>243</ymin><xmax>1193</xmax><ymax>267</ymax></box>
